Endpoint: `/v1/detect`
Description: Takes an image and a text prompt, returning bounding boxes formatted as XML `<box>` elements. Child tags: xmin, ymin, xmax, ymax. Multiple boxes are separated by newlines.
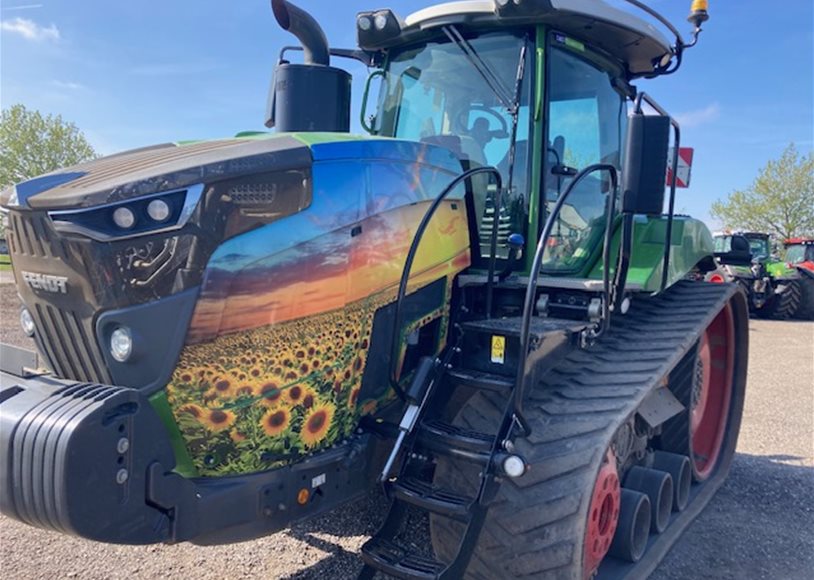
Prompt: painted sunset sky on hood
<box><xmin>186</xmin><ymin>153</ymin><xmax>469</xmax><ymax>343</ymax></box>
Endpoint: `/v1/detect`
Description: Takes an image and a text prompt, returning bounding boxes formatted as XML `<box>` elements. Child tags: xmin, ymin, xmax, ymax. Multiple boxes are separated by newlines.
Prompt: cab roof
<box><xmin>362</xmin><ymin>0</ymin><xmax>673</xmax><ymax>78</ymax></box>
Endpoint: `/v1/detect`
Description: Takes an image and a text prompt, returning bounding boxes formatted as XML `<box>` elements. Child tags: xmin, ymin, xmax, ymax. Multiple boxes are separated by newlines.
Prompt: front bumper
<box><xmin>0</xmin><ymin>353</ymin><xmax>376</xmax><ymax>545</ymax></box>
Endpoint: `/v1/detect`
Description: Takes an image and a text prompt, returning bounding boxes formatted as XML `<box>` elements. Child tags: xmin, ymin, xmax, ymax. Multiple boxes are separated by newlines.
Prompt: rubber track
<box><xmin>432</xmin><ymin>281</ymin><xmax>743</xmax><ymax>580</ymax></box>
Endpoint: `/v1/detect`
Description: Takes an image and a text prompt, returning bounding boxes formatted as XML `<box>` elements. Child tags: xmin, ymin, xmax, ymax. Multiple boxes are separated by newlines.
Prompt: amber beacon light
<box><xmin>688</xmin><ymin>0</ymin><xmax>710</xmax><ymax>27</ymax></box>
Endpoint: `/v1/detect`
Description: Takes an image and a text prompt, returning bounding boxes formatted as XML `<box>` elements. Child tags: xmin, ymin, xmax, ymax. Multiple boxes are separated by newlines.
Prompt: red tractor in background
<box><xmin>784</xmin><ymin>238</ymin><xmax>814</xmax><ymax>319</ymax></box>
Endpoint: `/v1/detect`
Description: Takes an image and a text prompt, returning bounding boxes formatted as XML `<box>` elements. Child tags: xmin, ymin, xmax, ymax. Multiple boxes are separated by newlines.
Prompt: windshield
<box><xmin>375</xmin><ymin>32</ymin><xmax>531</xmax><ymax>262</ymax></box>
<box><xmin>747</xmin><ymin>237</ymin><xmax>770</xmax><ymax>260</ymax></box>
<box><xmin>785</xmin><ymin>244</ymin><xmax>814</xmax><ymax>264</ymax></box>
<box><xmin>542</xmin><ymin>35</ymin><xmax>627</xmax><ymax>273</ymax></box>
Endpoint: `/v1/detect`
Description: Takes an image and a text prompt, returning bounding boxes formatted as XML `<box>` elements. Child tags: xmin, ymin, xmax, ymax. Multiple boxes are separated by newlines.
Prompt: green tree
<box><xmin>711</xmin><ymin>144</ymin><xmax>814</xmax><ymax>240</ymax></box>
<box><xmin>0</xmin><ymin>104</ymin><xmax>97</xmax><ymax>191</ymax></box>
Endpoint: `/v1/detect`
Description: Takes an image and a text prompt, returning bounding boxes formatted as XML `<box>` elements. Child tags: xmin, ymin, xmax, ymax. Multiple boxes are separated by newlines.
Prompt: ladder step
<box><xmin>390</xmin><ymin>477</ymin><xmax>474</xmax><ymax>520</ymax></box>
<box><xmin>361</xmin><ymin>537</ymin><xmax>446</xmax><ymax>580</ymax></box>
<box><xmin>447</xmin><ymin>368</ymin><xmax>514</xmax><ymax>393</ymax></box>
<box><xmin>418</xmin><ymin>420</ymin><xmax>494</xmax><ymax>462</ymax></box>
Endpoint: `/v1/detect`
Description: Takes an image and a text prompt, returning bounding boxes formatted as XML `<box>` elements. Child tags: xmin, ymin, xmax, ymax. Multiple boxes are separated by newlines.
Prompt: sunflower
<box><xmin>178</xmin><ymin>403</ymin><xmax>204</xmax><ymax>419</ymax></box>
<box><xmin>300</xmin><ymin>401</ymin><xmax>335</xmax><ymax>447</ymax></box>
<box><xmin>230</xmin><ymin>430</ymin><xmax>247</xmax><ymax>443</ymax></box>
<box><xmin>200</xmin><ymin>409</ymin><xmax>236</xmax><ymax>432</ymax></box>
<box><xmin>348</xmin><ymin>386</ymin><xmax>361</xmax><ymax>410</ymax></box>
<box><xmin>234</xmin><ymin>381</ymin><xmax>256</xmax><ymax>398</ymax></box>
<box><xmin>297</xmin><ymin>386</ymin><xmax>318</xmax><ymax>409</ymax></box>
<box><xmin>259</xmin><ymin>381</ymin><xmax>285</xmax><ymax>408</ymax></box>
<box><xmin>285</xmin><ymin>384</ymin><xmax>307</xmax><ymax>406</ymax></box>
<box><xmin>205</xmin><ymin>375</ymin><xmax>234</xmax><ymax>400</ymax></box>
<box><xmin>261</xmin><ymin>407</ymin><xmax>291</xmax><ymax>437</ymax></box>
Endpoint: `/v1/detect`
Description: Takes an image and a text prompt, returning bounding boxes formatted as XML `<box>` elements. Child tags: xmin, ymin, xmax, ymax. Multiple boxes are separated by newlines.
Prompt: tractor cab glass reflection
<box><xmin>375</xmin><ymin>33</ymin><xmax>531</xmax><ymax>262</ymax></box>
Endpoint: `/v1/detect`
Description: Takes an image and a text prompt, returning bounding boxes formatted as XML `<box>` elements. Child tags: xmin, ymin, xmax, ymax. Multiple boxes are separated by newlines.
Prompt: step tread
<box><xmin>461</xmin><ymin>316</ymin><xmax>585</xmax><ymax>339</ymax></box>
<box><xmin>419</xmin><ymin>419</ymin><xmax>495</xmax><ymax>455</ymax></box>
<box><xmin>361</xmin><ymin>537</ymin><xmax>446</xmax><ymax>579</ymax></box>
<box><xmin>447</xmin><ymin>368</ymin><xmax>514</xmax><ymax>392</ymax></box>
<box><xmin>391</xmin><ymin>477</ymin><xmax>474</xmax><ymax>519</ymax></box>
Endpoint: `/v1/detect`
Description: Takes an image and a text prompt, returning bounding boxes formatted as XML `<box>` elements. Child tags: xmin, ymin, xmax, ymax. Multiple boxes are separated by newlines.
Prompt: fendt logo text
<box><xmin>21</xmin><ymin>271</ymin><xmax>69</xmax><ymax>294</ymax></box>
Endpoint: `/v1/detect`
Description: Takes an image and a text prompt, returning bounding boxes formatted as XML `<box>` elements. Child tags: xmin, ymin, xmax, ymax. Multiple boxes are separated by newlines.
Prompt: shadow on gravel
<box><xmin>652</xmin><ymin>452</ymin><xmax>814</xmax><ymax>580</ymax></box>
<box><xmin>283</xmin><ymin>453</ymin><xmax>813</xmax><ymax>580</ymax></box>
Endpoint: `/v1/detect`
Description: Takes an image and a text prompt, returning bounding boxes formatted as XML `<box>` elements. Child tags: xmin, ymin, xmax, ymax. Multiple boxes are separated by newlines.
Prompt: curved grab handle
<box><xmin>389</xmin><ymin>165</ymin><xmax>504</xmax><ymax>399</ymax></box>
<box><xmin>513</xmin><ymin>163</ymin><xmax>619</xmax><ymax>435</ymax></box>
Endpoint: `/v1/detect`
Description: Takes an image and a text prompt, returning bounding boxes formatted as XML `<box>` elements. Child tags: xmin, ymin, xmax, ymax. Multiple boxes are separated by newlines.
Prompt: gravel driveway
<box><xmin>1</xmin><ymin>283</ymin><xmax>812</xmax><ymax>579</ymax></box>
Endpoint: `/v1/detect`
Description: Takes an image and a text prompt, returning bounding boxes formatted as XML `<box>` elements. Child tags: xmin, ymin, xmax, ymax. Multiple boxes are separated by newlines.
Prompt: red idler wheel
<box><xmin>583</xmin><ymin>450</ymin><xmax>621</xmax><ymax>578</ymax></box>
<box><xmin>691</xmin><ymin>303</ymin><xmax>735</xmax><ymax>481</ymax></box>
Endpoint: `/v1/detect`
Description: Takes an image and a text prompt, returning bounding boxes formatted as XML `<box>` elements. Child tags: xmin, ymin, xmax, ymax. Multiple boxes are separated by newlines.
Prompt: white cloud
<box><xmin>52</xmin><ymin>80</ymin><xmax>86</xmax><ymax>91</ymax></box>
<box><xmin>675</xmin><ymin>103</ymin><xmax>721</xmax><ymax>128</ymax></box>
<box><xmin>1</xmin><ymin>17</ymin><xmax>59</xmax><ymax>42</ymax></box>
<box><xmin>2</xmin><ymin>4</ymin><xmax>44</xmax><ymax>11</ymax></box>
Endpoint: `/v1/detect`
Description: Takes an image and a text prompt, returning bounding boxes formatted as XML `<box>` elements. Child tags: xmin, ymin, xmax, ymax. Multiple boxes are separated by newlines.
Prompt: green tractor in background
<box><xmin>712</xmin><ymin>231</ymin><xmax>801</xmax><ymax>319</ymax></box>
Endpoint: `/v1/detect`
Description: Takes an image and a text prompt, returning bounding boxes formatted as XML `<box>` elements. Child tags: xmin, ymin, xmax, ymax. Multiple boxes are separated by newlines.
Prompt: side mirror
<box><xmin>621</xmin><ymin>114</ymin><xmax>671</xmax><ymax>214</ymax></box>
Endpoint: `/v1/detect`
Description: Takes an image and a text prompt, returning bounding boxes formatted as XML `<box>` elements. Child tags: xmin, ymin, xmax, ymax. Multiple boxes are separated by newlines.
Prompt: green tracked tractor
<box><xmin>0</xmin><ymin>1</ymin><xmax>750</xmax><ymax>578</ymax></box>
<box><xmin>711</xmin><ymin>231</ymin><xmax>801</xmax><ymax>319</ymax></box>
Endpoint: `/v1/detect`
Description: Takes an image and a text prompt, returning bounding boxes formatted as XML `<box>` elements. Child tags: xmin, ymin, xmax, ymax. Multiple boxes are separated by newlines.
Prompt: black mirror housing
<box><xmin>621</xmin><ymin>114</ymin><xmax>671</xmax><ymax>214</ymax></box>
<box><xmin>714</xmin><ymin>234</ymin><xmax>753</xmax><ymax>266</ymax></box>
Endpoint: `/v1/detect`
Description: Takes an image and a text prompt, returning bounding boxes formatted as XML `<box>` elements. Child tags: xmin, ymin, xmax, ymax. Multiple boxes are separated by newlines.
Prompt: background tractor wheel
<box><xmin>763</xmin><ymin>280</ymin><xmax>801</xmax><ymax>320</ymax></box>
<box><xmin>794</xmin><ymin>275</ymin><xmax>814</xmax><ymax>320</ymax></box>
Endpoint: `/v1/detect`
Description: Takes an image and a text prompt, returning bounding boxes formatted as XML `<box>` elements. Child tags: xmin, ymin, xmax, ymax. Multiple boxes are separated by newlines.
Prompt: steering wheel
<box><xmin>454</xmin><ymin>105</ymin><xmax>510</xmax><ymax>142</ymax></box>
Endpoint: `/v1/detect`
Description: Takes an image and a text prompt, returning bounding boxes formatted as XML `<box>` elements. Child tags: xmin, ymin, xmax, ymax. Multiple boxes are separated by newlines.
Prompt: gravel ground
<box><xmin>1</xmin><ymin>282</ymin><xmax>812</xmax><ymax>579</ymax></box>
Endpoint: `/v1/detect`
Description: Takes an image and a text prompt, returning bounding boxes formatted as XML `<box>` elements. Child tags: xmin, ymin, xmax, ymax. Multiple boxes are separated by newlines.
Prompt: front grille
<box><xmin>7</xmin><ymin>212</ymin><xmax>81</xmax><ymax>266</ymax></box>
<box><xmin>8</xmin><ymin>211</ymin><xmax>109</xmax><ymax>384</ymax></box>
<box><xmin>32</xmin><ymin>304</ymin><xmax>111</xmax><ymax>384</ymax></box>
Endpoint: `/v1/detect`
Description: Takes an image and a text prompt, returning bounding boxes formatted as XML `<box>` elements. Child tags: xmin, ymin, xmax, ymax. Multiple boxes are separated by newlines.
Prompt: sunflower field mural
<box><xmin>166</xmin><ymin>143</ymin><xmax>473</xmax><ymax>476</ymax></box>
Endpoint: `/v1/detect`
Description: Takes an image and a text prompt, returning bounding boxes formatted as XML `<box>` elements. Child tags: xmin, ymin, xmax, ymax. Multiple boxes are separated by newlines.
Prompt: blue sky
<box><xmin>1</xmin><ymin>0</ymin><xmax>812</xmax><ymax>226</ymax></box>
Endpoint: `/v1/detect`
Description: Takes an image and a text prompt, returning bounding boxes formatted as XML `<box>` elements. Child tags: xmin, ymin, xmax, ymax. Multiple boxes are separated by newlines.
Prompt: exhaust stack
<box><xmin>266</xmin><ymin>0</ymin><xmax>351</xmax><ymax>133</ymax></box>
<box><xmin>271</xmin><ymin>0</ymin><xmax>330</xmax><ymax>66</ymax></box>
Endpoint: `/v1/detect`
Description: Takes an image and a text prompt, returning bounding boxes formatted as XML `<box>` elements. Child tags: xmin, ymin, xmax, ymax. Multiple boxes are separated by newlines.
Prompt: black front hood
<box><xmin>10</xmin><ymin>135</ymin><xmax>311</xmax><ymax>211</ymax></box>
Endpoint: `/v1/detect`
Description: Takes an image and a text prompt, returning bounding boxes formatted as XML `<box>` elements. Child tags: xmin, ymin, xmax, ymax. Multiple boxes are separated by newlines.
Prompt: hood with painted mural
<box><xmin>2</xmin><ymin>134</ymin><xmax>313</xmax><ymax>211</ymax></box>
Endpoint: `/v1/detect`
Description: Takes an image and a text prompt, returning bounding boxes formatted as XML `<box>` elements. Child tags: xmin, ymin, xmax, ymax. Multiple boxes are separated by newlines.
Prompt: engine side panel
<box><xmin>166</xmin><ymin>148</ymin><xmax>471</xmax><ymax>476</ymax></box>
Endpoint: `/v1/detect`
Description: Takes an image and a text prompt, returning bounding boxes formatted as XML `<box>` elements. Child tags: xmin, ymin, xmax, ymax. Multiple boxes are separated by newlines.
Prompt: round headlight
<box><xmin>502</xmin><ymin>455</ymin><xmax>527</xmax><ymax>479</ymax></box>
<box><xmin>110</xmin><ymin>327</ymin><xmax>133</xmax><ymax>362</ymax></box>
<box><xmin>20</xmin><ymin>308</ymin><xmax>35</xmax><ymax>337</ymax></box>
<box><xmin>374</xmin><ymin>13</ymin><xmax>388</xmax><ymax>31</ymax></box>
<box><xmin>112</xmin><ymin>207</ymin><xmax>136</xmax><ymax>229</ymax></box>
<box><xmin>147</xmin><ymin>199</ymin><xmax>171</xmax><ymax>223</ymax></box>
<box><xmin>358</xmin><ymin>16</ymin><xmax>372</xmax><ymax>31</ymax></box>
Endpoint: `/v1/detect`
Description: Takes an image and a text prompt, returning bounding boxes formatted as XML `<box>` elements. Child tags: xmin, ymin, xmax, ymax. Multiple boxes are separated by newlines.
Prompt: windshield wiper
<box><xmin>442</xmin><ymin>26</ymin><xmax>520</xmax><ymax>115</ymax></box>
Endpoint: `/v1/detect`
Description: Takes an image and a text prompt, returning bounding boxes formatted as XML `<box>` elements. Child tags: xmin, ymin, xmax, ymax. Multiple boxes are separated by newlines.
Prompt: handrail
<box><xmin>634</xmin><ymin>92</ymin><xmax>681</xmax><ymax>293</ymax></box>
<box><xmin>513</xmin><ymin>164</ymin><xmax>619</xmax><ymax>435</ymax></box>
<box><xmin>389</xmin><ymin>166</ymin><xmax>504</xmax><ymax>399</ymax></box>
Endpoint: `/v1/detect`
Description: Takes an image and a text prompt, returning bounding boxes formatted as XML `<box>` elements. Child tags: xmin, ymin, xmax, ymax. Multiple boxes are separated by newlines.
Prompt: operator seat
<box><xmin>715</xmin><ymin>235</ymin><xmax>753</xmax><ymax>266</ymax></box>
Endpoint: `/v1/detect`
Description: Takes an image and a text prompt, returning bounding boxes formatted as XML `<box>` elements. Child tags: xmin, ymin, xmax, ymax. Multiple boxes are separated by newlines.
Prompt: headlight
<box><xmin>20</xmin><ymin>308</ymin><xmax>36</xmax><ymax>337</ymax></box>
<box><xmin>147</xmin><ymin>199</ymin><xmax>171</xmax><ymax>222</ymax></box>
<box><xmin>48</xmin><ymin>184</ymin><xmax>203</xmax><ymax>242</ymax></box>
<box><xmin>112</xmin><ymin>207</ymin><xmax>136</xmax><ymax>229</ymax></box>
<box><xmin>110</xmin><ymin>327</ymin><xmax>134</xmax><ymax>362</ymax></box>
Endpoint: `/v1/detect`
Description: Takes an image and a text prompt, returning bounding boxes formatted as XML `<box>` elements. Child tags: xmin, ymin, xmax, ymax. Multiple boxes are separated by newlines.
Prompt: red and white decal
<box><xmin>667</xmin><ymin>147</ymin><xmax>694</xmax><ymax>188</ymax></box>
